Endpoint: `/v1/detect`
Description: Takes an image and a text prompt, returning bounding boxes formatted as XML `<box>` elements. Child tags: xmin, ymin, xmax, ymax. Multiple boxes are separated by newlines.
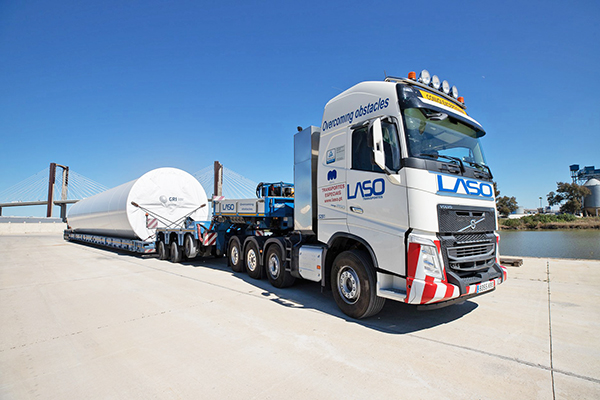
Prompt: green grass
<box><xmin>498</xmin><ymin>215</ymin><xmax>600</xmax><ymax>230</ymax></box>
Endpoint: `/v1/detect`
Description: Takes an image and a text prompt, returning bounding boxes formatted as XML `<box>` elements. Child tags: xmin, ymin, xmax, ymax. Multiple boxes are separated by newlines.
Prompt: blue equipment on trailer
<box><xmin>154</xmin><ymin>182</ymin><xmax>296</xmax><ymax>262</ymax></box>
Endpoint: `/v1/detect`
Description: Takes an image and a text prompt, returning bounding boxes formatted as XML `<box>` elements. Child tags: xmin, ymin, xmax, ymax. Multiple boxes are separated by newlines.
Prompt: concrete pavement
<box><xmin>1</xmin><ymin>233</ymin><xmax>599</xmax><ymax>399</ymax></box>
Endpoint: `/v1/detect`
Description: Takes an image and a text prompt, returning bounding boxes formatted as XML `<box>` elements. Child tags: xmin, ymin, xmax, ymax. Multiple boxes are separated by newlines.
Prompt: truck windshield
<box><xmin>402</xmin><ymin>107</ymin><xmax>487</xmax><ymax>167</ymax></box>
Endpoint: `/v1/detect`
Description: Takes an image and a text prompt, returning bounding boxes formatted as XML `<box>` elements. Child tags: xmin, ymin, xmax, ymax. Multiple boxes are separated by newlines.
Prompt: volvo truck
<box><xmin>153</xmin><ymin>69</ymin><xmax>507</xmax><ymax>319</ymax></box>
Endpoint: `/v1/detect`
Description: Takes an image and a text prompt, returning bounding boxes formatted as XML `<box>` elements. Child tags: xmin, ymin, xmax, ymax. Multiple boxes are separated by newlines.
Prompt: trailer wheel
<box><xmin>184</xmin><ymin>234</ymin><xmax>198</xmax><ymax>259</ymax></box>
<box><xmin>245</xmin><ymin>241</ymin><xmax>262</xmax><ymax>279</ymax></box>
<box><xmin>265</xmin><ymin>245</ymin><xmax>295</xmax><ymax>288</ymax></box>
<box><xmin>157</xmin><ymin>240</ymin><xmax>169</xmax><ymax>260</ymax></box>
<box><xmin>331</xmin><ymin>250</ymin><xmax>385</xmax><ymax>319</ymax></box>
<box><xmin>228</xmin><ymin>237</ymin><xmax>244</xmax><ymax>272</ymax></box>
<box><xmin>170</xmin><ymin>240</ymin><xmax>182</xmax><ymax>263</ymax></box>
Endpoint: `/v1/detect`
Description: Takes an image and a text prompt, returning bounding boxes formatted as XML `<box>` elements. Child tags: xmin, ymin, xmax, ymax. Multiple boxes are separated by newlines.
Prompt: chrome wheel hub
<box><xmin>231</xmin><ymin>246</ymin><xmax>239</xmax><ymax>265</ymax></box>
<box><xmin>268</xmin><ymin>254</ymin><xmax>280</xmax><ymax>278</ymax></box>
<box><xmin>338</xmin><ymin>266</ymin><xmax>360</xmax><ymax>304</ymax></box>
<box><xmin>247</xmin><ymin>249</ymin><xmax>257</xmax><ymax>271</ymax></box>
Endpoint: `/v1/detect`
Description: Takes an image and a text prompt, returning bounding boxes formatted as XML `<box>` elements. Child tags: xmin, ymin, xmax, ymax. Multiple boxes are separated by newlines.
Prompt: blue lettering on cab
<box><xmin>348</xmin><ymin>178</ymin><xmax>385</xmax><ymax>200</ymax></box>
<box><xmin>437</xmin><ymin>175</ymin><xmax>494</xmax><ymax>200</ymax></box>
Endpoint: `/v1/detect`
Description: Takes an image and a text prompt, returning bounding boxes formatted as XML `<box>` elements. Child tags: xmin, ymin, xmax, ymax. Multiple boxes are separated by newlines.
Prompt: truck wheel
<box><xmin>245</xmin><ymin>241</ymin><xmax>262</xmax><ymax>279</ymax></box>
<box><xmin>228</xmin><ymin>237</ymin><xmax>244</xmax><ymax>272</ymax></box>
<box><xmin>157</xmin><ymin>240</ymin><xmax>169</xmax><ymax>260</ymax></box>
<box><xmin>265</xmin><ymin>245</ymin><xmax>295</xmax><ymax>288</ymax></box>
<box><xmin>331</xmin><ymin>250</ymin><xmax>385</xmax><ymax>319</ymax></box>
<box><xmin>170</xmin><ymin>240</ymin><xmax>182</xmax><ymax>263</ymax></box>
<box><xmin>184</xmin><ymin>234</ymin><xmax>198</xmax><ymax>259</ymax></box>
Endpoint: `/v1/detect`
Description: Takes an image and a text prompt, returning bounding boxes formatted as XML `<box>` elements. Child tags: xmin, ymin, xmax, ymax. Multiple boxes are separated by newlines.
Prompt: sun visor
<box><xmin>397</xmin><ymin>85</ymin><xmax>486</xmax><ymax>136</ymax></box>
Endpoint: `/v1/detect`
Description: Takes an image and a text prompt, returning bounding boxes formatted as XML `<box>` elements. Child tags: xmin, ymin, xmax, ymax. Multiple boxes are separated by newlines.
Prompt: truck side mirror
<box><xmin>371</xmin><ymin>118</ymin><xmax>386</xmax><ymax>171</ymax></box>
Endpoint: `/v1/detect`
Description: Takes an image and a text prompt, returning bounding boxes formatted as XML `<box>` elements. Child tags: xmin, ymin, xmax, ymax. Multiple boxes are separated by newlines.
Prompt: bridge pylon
<box><xmin>46</xmin><ymin>163</ymin><xmax>69</xmax><ymax>218</ymax></box>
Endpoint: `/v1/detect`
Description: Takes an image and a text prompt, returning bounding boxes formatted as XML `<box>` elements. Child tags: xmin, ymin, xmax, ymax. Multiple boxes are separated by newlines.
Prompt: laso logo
<box><xmin>327</xmin><ymin>170</ymin><xmax>337</xmax><ymax>181</ymax></box>
<box><xmin>437</xmin><ymin>175</ymin><xmax>494</xmax><ymax>200</ymax></box>
<box><xmin>222</xmin><ymin>204</ymin><xmax>235</xmax><ymax>211</ymax></box>
<box><xmin>348</xmin><ymin>178</ymin><xmax>385</xmax><ymax>200</ymax></box>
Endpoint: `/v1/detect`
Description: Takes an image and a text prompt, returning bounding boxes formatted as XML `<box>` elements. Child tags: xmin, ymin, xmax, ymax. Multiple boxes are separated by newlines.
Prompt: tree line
<box><xmin>495</xmin><ymin>181</ymin><xmax>591</xmax><ymax>217</ymax></box>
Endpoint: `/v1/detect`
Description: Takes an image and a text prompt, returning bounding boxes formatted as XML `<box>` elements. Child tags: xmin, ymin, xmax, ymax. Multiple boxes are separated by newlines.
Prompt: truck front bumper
<box><xmin>405</xmin><ymin>263</ymin><xmax>507</xmax><ymax>306</ymax></box>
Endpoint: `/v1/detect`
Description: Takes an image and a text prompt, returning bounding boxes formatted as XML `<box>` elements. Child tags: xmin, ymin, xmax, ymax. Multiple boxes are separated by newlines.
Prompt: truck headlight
<box><xmin>408</xmin><ymin>234</ymin><xmax>445</xmax><ymax>281</ymax></box>
<box><xmin>420</xmin><ymin>245</ymin><xmax>444</xmax><ymax>280</ymax></box>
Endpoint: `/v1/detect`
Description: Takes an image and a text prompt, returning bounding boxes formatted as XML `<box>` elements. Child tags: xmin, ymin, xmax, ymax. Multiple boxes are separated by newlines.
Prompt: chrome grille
<box><xmin>440</xmin><ymin>232</ymin><xmax>497</xmax><ymax>275</ymax></box>
<box><xmin>455</xmin><ymin>233</ymin><xmax>489</xmax><ymax>244</ymax></box>
<box><xmin>448</xmin><ymin>243</ymin><xmax>495</xmax><ymax>261</ymax></box>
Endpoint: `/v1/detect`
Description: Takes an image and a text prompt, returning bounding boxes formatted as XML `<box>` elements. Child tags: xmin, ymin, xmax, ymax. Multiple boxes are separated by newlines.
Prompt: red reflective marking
<box><xmin>443</xmin><ymin>283</ymin><xmax>454</xmax><ymax>299</ymax></box>
<box><xmin>407</xmin><ymin>243</ymin><xmax>420</xmax><ymax>278</ymax></box>
<box><xmin>421</xmin><ymin>275</ymin><xmax>437</xmax><ymax>304</ymax></box>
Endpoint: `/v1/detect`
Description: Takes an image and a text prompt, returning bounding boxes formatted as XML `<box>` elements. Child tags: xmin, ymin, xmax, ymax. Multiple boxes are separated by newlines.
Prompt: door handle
<box><xmin>350</xmin><ymin>206</ymin><xmax>363</xmax><ymax>214</ymax></box>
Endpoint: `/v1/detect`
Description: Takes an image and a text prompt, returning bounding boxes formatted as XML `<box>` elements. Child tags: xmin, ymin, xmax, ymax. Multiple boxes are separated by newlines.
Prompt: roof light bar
<box><xmin>418</xmin><ymin>69</ymin><xmax>460</xmax><ymax>101</ymax></box>
<box><xmin>418</xmin><ymin>70</ymin><xmax>431</xmax><ymax>85</ymax></box>
<box><xmin>441</xmin><ymin>80</ymin><xmax>450</xmax><ymax>95</ymax></box>
<box><xmin>451</xmin><ymin>85</ymin><xmax>459</xmax><ymax>98</ymax></box>
<box><xmin>406</xmin><ymin>69</ymin><xmax>464</xmax><ymax>104</ymax></box>
<box><xmin>431</xmin><ymin>75</ymin><xmax>441</xmax><ymax>90</ymax></box>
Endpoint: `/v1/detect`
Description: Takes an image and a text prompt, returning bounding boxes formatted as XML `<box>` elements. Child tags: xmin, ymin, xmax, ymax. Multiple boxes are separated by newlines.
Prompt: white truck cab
<box><xmin>308</xmin><ymin>70</ymin><xmax>506</xmax><ymax>318</ymax></box>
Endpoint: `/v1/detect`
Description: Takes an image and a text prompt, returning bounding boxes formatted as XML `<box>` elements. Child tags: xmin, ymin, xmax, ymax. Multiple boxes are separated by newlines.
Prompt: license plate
<box><xmin>477</xmin><ymin>280</ymin><xmax>495</xmax><ymax>293</ymax></box>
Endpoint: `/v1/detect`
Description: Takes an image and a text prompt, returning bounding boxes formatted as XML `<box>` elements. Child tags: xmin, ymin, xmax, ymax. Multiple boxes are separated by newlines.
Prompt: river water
<box><xmin>499</xmin><ymin>230</ymin><xmax>600</xmax><ymax>260</ymax></box>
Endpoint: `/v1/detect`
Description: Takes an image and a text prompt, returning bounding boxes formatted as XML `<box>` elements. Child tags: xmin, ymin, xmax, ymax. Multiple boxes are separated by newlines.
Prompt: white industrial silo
<box><xmin>583</xmin><ymin>178</ymin><xmax>600</xmax><ymax>216</ymax></box>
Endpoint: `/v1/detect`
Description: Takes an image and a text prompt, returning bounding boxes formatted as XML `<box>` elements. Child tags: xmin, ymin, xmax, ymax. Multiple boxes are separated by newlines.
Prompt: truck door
<box><xmin>346</xmin><ymin>118</ymin><xmax>409</xmax><ymax>276</ymax></box>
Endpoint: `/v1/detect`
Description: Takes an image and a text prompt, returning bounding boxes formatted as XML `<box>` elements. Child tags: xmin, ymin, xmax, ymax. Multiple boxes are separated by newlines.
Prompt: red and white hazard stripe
<box><xmin>203</xmin><ymin>232</ymin><xmax>217</xmax><ymax>246</ymax></box>
<box><xmin>406</xmin><ymin>276</ymin><xmax>460</xmax><ymax>304</ymax></box>
<box><xmin>146</xmin><ymin>217</ymin><xmax>158</xmax><ymax>229</ymax></box>
<box><xmin>196</xmin><ymin>222</ymin><xmax>217</xmax><ymax>246</ymax></box>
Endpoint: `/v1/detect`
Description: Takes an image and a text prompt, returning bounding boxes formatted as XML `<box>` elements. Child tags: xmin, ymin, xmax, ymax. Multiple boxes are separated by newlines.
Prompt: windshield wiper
<box><xmin>418</xmin><ymin>153</ymin><xmax>465</xmax><ymax>173</ymax></box>
<box><xmin>463</xmin><ymin>160</ymin><xmax>493</xmax><ymax>179</ymax></box>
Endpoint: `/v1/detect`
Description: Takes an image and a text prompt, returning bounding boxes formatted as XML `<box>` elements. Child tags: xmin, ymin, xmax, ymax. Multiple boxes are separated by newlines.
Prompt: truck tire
<box><xmin>157</xmin><ymin>240</ymin><xmax>169</xmax><ymax>260</ymax></box>
<box><xmin>170</xmin><ymin>240</ymin><xmax>182</xmax><ymax>263</ymax></box>
<box><xmin>228</xmin><ymin>237</ymin><xmax>244</xmax><ymax>272</ymax></box>
<box><xmin>245</xmin><ymin>241</ymin><xmax>262</xmax><ymax>279</ymax></box>
<box><xmin>265</xmin><ymin>245</ymin><xmax>295</xmax><ymax>288</ymax></box>
<box><xmin>331</xmin><ymin>250</ymin><xmax>385</xmax><ymax>319</ymax></box>
<box><xmin>184</xmin><ymin>234</ymin><xmax>198</xmax><ymax>259</ymax></box>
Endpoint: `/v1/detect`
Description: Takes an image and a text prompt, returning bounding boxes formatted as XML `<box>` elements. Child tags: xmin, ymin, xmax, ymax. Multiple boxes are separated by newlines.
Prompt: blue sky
<box><xmin>1</xmin><ymin>0</ymin><xmax>599</xmax><ymax>216</ymax></box>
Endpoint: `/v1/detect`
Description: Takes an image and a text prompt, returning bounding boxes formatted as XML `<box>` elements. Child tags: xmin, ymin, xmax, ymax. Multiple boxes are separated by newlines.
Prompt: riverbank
<box><xmin>499</xmin><ymin>215</ymin><xmax>600</xmax><ymax>230</ymax></box>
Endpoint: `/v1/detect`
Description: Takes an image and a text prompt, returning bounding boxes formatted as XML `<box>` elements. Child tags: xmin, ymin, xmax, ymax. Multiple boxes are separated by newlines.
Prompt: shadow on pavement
<box><xmin>179</xmin><ymin>256</ymin><xmax>479</xmax><ymax>335</ymax></box>
<box><xmin>65</xmin><ymin>241</ymin><xmax>479</xmax><ymax>334</ymax></box>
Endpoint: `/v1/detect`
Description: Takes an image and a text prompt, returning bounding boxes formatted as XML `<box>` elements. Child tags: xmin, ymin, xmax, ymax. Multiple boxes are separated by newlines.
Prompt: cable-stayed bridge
<box><xmin>0</xmin><ymin>163</ymin><xmax>258</xmax><ymax>220</ymax></box>
<box><xmin>193</xmin><ymin>165</ymin><xmax>258</xmax><ymax>199</ymax></box>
